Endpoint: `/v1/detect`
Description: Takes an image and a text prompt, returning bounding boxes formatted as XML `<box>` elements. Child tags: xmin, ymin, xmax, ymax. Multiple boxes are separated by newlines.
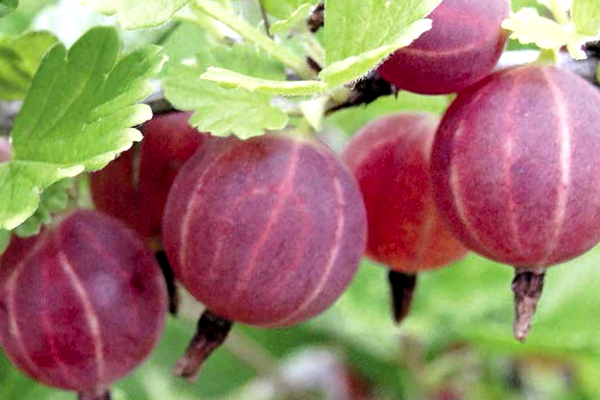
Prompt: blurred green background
<box><xmin>3</xmin><ymin>0</ymin><xmax>599</xmax><ymax>399</ymax></box>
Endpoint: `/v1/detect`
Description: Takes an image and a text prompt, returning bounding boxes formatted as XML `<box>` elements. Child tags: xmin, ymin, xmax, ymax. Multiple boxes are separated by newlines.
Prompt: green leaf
<box><xmin>0</xmin><ymin>27</ymin><xmax>164</xmax><ymax>230</ymax></box>
<box><xmin>164</xmin><ymin>62</ymin><xmax>288</xmax><ymax>139</ymax></box>
<box><xmin>323</xmin><ymin>0</ymin><xmax>440</xmax><ymax>64</ymax></box>
<box><xmin>319</xmin><ymin>19</ymin><xmax>432</xmax><ymax>87</ymax></box>
<box><xmin>0</xmin><ymin>161</ymin><xmax>82</xmax><ymax>231</ymax></box>
<box><xmin>321</xmin><ymin>0</ymin><xmax>440</xmax><ymax>87</ymax></box>
<box><xmin>78</xmin><ymin>0</ymin><xmax>189</xmax><ymax>29</ymax></box>
<box><xmin>163</xmin><ymin>39</ymin><xmax>289</xmax><ymax>139</ymax></box>
<box><xmin>269</xmin><ymin>3</ymin><xmax>313</xmax><ymax>34</ymax></box>
<box><xmin>0</xmin><ymin>31</ymin><xmax>58</xmax><ymax>100</ymax></box>
<box><xmin>0</xmin><ymin>0</ymin><xmax>18</xmax><ymax>18</ymax></box>
<box><xmin>262</xmin><ymin>0</ymin><xmax>317</xmax><ymax>20</ymax></box>
<box><xmin>201</xmin><ymin>67</ymin><xmax>327</xmax><ymax>96</ymax></box>
<box><xmin>14</xmin><ymin>179</ymin><xmax>72</xmax><ymax>237</ymax></box>
<box><xmin>502</xmin><ymin>7</ymin><xmax>595</xmax><ymax>59</ymax></box>
<box><xmin>572</xmin><ymin>0</ymin><xmax>600</xmax><ymax>35</ymax></box>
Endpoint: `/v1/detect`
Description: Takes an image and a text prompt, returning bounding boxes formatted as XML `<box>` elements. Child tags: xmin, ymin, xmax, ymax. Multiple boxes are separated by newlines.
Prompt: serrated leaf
<box><xmin>201</xmin><ymin>67</ymin><xmax>327</xmax><ymax>96</ymax></box>
<box><xmin>0</xmin><ymin>161</ymin><xmax>82</xmax><ymax>230</ymax></box>
<box><xmin>78</xmin><ymin>0</ymin><xmax>188</xmax><ymax>29</ymax></box>
<box><xmin>164</xmin><ymin>62</ymin><xmax>288</xmax><ymax>139</ymax></box>
<box><xmin>0</xmin><ymin>0</ymin><xmax>17</xmax><ymax>18</ymax></box>
<box><xmin>502</xmin><ymin>8</ymin><xmax>595</xmax><ymax>59</ymax></box>
<box><xmin>0</xmin><ymin>26</ymin><xmax>164</xmax><ymax>230</ymax></box>
<box><xmin>270</xmin><ymin>3</ymin><xmax>313</xmax><ymax>34</ymax></box>
<box><xmin>0</xmin><ymin>31</ymin><xmax>58</xmax><ymax>100</ymax></box>
<box><xmin>262</xmin><ymin>0</ymin><xmax>317</xmax><ymax>20</ymax></box>
<box><xmin>14</xmin><ymin>178</ymin><xmax>72</xmax><ymax>237</ymax></box>
<box><xmin>572</xmin><ymin>0</ymin><xmax>600</xmax><ymax>36</ymax></box>
<box><xmin>323</xmin><ymin>0</ymin><xmax>441</xmax><ymax>65</ymax></box>
<box><xmin>163</xmin><ymin>38</ymin><xmax>289</xmax><ymax>139</ymax></box>
<box><xmin>320</xmin><ymin>19</ymin><xmax>432</xmax><ymax>87</ymax></box>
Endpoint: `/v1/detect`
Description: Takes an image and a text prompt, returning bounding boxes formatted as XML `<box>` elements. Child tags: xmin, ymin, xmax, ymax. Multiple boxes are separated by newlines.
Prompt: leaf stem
<box><xmin>191</xmin><ymin>0</ymin><xmax>317</xmax><ymax>80</ymax></box>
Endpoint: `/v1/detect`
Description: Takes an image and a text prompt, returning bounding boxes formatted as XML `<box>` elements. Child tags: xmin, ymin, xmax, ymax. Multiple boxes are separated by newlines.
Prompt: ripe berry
<box><xmin>162</xmin><ymin>134</ymin><xmax>367</xmax><ymax>380</ymax></box>
<box><xmin>90</xmin><ymin>111</ymin><xmax>203</xmax><ymax>248</ymax></box>
<box><xmin>431</xmin><ymin>65</ymin><xmax>600</xmax><ymax>341</ymax></box>
<box><xmin>0</xmin><ymin>210</ymin><xmax>168</xmax><ymax>399</ymax></box>
<box><xmin>343</xmin><ymin>112</ymin><xmax>467</xmax><ymax>322</ymax></box>
<box><xmin>377</xmin><ymin>0</ymin><xmax>510</xmax><ymax>95</ymax></box>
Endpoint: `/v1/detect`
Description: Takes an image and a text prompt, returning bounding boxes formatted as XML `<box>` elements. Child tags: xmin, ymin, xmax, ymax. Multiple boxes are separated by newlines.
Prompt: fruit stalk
<box><xmin>511</xmin><ymin>270</ymin><xmax>545</xmax><ymax>342</ymax></box>
<box><xmin>388</xmin><ymin>271</ymin><xmax>418</xmax><ymax>323</ymax></box>
<box><xmin>156</xmin><ymin>251</ymin><xmax>180</xmax><ymax>315</ymax></box>
<box><xmin>173</xmin><ymin>310</ymin><xmax>233</xmax><ymax>382</ymax></box>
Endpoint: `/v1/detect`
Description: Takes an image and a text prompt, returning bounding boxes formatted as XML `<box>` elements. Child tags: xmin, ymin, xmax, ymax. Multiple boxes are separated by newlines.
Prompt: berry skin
<box><xmin>163</xmin><ymin>134</ymin><xmax>367</xmax><ymax>328</ymax></box>
<box><xmin>343</xmin><ymin>112</ymin><xmax>467</xmax><ymax>274</ymax></box>
<box><xmin>0</xmin><ymin>210</ymin><xmax>168</xmax><ymax>399</ymax></box>
<box><xmin>90</xmin><ymin>112</ymin><xmax>203</xmax><ymax>247</ymax></box>
<box><xmin>343</xmin><ymin>112</ymin><xmax>467</xmax><ymax>322</ymax></box>
<box><xmin>377</xmin><ymin>0</ymin><xmax>510</xmax><ymax>95</ymax></box>
<box><xmin>430</xmin><ymin>65</ymin><xmax>600</xmax><ymax>340</ymax></box>
<box><xmin>162</xmin><ymin>134</ymin><xmax>367</xmax><ymax>381</ymax></box>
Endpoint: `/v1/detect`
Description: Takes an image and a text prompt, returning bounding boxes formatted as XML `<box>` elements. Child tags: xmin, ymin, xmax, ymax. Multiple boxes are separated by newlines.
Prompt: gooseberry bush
<box><xmin>0</xmin><ymin>0</ymin><xmax>600</xmax><ymax>399</ymax></box>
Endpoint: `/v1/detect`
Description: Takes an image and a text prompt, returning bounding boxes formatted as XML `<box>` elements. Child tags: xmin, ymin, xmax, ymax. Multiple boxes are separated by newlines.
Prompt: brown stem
<box><xmin>326</xmin><ymin>70</ymin><xmax>398</xmax><ymax>115</ymax></box>
<box><xmin>77</xmin><ymin>387</ymin><xmax>110</xmax><ymax>400</ymax></box>
<box><xmin>307</xmin><ymin>2</ymin><xmax>325</xmax><ymax>33</ymax></box>
<box><xmin>155</xmin><ymin>251</ymin><xmax>180</xmax><ymax>315</ymax></box>
<box><xmin>388</xmin><ymin>271</ymin><xmax>418</xmax><ymax>324</ymax></box>
<box><xmin>257</xmin><ymin>0</ymin><xmax>273</xmax><ymax>38</ymax></box>
<box><xmin>173</xmin><ymin>310</ymin><xmax>233</xmax><ymax>382</ymax></box>
<box><xmin>511</xmin><ymin>269</ymin><xmax>545</xmax><ymax>342</ymax></box>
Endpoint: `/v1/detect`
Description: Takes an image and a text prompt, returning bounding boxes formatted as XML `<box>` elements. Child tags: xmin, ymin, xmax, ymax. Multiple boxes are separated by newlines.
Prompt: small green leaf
<box><xmin>14</xmin><ymin>179</ymin><xmax>72</xmax><ymax>237</ymax></box>
<box><xmin>262</xmin><ymin>0</ymin><xmax>317</xmax><ymax>19</ymax></box>
<box><xmin>321</xmin><ymin>0</ymin><xmax>439</xmax><ymax>86</ymax></box>
<box><xmin>164</xmin><ymin>63</ymin><xmax>288</xmax><ymax>140</ymax></box>
<box><xmin>572</xmin><ymin>0</ymin><xmax>600</xmax><ymax>35</ymax></box>
<box><xmin>502</xmin><ymin>7</ymin><xmax>594</xmax><ymax>59</ymax></box>
<box><xmin>201</xmin><ymin>67</ymin><xmax>327</xmax><ymax>96</ymax></box>
<box><xmin>0</xmin><ymin>26</ymin><xmax>165</xmax><ymax>230</ymax></box>
<box><xmin>78</xmin><ymin>0</ymin><xmax>188</xmax><ymax>29</ymax></box>
<box><xmin>320</xmin><ymin>19</ymin><xmax>432</xmax><ymax>87</ymax></box>
<box><xmin>323</xmin><ymin>0</ymin><xmax>440</xmax><ymax>65</ymax></box>
<box><xmin>0</xmin><ymin>0</ymin><xmax>17</xmax><ymax>18</ymax></box>
<box><xmin>0</xmin><ymin>31</ymin><xmax>58</xmax><ymax>100</ymax></box>
<box><xmin>0</xmin><ymin>161</ymin><xmax>82</xmax><ymax>230</ymax></box>
<box><xmin>163</xmin><ymin>39</ymin><xmax>289</xmax><ymax>139</ymax></box>
<box><xmin>270</xmin><ymin>3</ymin><xmax>313</xmax><ymax>34</ymax></box>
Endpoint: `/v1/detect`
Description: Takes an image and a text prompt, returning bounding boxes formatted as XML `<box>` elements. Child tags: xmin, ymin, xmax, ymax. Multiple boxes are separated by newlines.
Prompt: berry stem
<box><xmin>155</xmin><ymin>251</ymin><xmax>180</xmax><ymax>316</ymax></box>
<box><xmin>173</xmin><ymin>310</ymin><xmax>233</xmax><ymax>382</ymax></box>
<box><xmin>388</xmin><ymin>271</ymin><xmax>418</xmax><ymax>323</ymax></box>
<box><xmin>77</xmin><ymin>387</ymin><xmax>110</xmax><ymax>400</ymax></box>
<box><xmin>511</xmin><ymin>269</ymin><xmax>545</xmax><ymax>342</ymax></box>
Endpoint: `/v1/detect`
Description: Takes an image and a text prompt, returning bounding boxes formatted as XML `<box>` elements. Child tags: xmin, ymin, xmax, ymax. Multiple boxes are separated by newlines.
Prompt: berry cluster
<box><xmin>2</xmin><ymin>0</ymin><xmax>600</xmax><ymax>397</ymax></box>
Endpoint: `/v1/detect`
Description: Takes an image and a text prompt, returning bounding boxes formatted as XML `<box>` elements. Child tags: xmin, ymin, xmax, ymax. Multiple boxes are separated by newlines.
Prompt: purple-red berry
<box><xmin>430</xmin><ymin>65</ymin><xmax>600</xmax><ymax>341</ymax></box>
<box><xmin>343</xmin><ymin>112</ymin><xmax>467</xmax><ymax>322</ymax></box>
<box><xmin>90</xmin><ymin>112</ymin><xmax>203</xmax><ymax>248</ymax></box>
<box><xmin>0</xmin><ymin>210</ymin><xmax>168</xmax><ymax>398</ymax></box>
<box><xmin>163</xmin><ymin>134</ymin><xmax>367</xmax><ymax>328</ymax></box>
<box><xmin>377</xmin><ymin>0</ymin><xmax>510</xmax><ymax>95</ymax></box>
<box><xmin>344</xmin><ymin>112</ymin><xmax>467</xmax><ymax>274</ymax></box>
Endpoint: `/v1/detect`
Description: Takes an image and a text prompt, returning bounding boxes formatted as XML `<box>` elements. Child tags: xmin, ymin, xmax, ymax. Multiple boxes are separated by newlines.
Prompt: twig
<box><xmin>307</xmin><ymin>2</ymin><xmax>325</xmax><ymax>33</ymax></box>
<box><xmin>1</xmin><ymin>50</ymin><xmax>598</xmax><ymax>137</ymax></box>
<box><xmin>257</xmin><ymin>0</ymin><xmax>272</xmax><ymax>38</ymax></box>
